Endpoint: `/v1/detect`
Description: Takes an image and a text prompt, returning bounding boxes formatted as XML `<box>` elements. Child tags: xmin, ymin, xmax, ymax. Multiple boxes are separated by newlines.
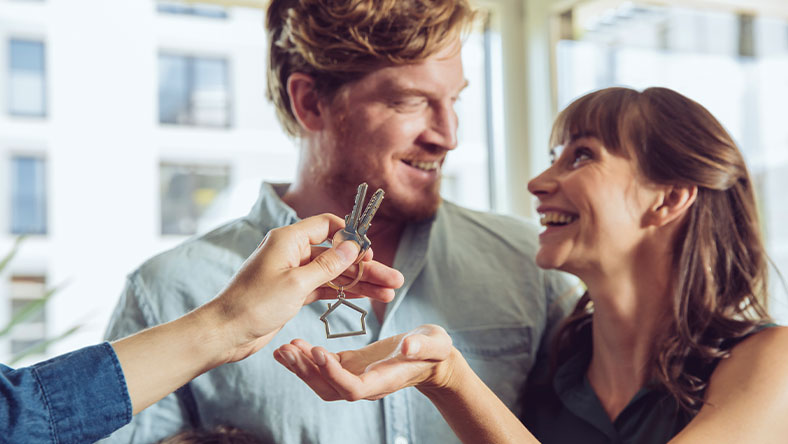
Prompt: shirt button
<box><xmin>394</xmin><ymin>436</ymin><xmax>408</xmax><ymax>444</ymax></box>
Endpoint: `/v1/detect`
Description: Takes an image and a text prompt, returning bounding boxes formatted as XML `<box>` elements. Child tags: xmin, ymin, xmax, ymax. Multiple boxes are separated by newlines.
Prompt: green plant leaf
<box><xmin>0</xmin><ymin>236</ymin><xmax>25</xmax><ymax>275</ymax></box>
<box><xmin>0</xmin><ymin>285</ymin><xmax>62</xmax><ymax>338</ymax></box>
<box><xmin>9</xmin><ymin>325</ymin><xmax>82</xmax><ymax>365</ymax></box>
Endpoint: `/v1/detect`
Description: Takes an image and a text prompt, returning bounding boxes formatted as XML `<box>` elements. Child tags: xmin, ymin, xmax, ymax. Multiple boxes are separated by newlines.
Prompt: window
<box><xmin>7</xmin><ymin>275</ymin><xmax>47</xmax><ymax>357</ymax></box>
<box><xmin>8</xmin><ymin>39</ymin><xmax>46</xmax><ymax>117</ymax></box>
<box><xmin>157</xmin><ymin>1</ymin><xmax>227</xmax><ymax>18</ymax></box>
<box><xmin>10</xmin><ymin>156</ymin><xmax>47</xmax><ymax>235</ymax></box>
<box><xmin>158</xmin><ymin>53</ymin><xmax>231</xmax><ymax>127</ymax></box>
<box><xmin>160</xmin><ymin>163</ymin><xmax>230</xmax><ymax>235</ymax></box>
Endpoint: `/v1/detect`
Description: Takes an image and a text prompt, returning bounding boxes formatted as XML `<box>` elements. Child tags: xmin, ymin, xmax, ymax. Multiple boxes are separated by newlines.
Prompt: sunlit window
<box><xmin>8</xmin><ymin>39</ymin><xmax>46</xmax><ymax>117</ymax></box>
<box><xmin>157</xmin><ymin>0</ymin><xmax>227</xmax><ymax>18</ymax></box>
<box><xmin>160</xmin><ymin>163</ymin><xmax>231</xmax><ymax>235</ymax></box>
<box><xmin>158</xmin><ymin>53</ymin><xmax>231</xmax><ymax>127</ymax></box>
<box><xmin>10</xmin><ymin>156</ymin><xmax>47</xmax><ymax>235</ymax></box>
<box><xmin>6</xmin><ymin>276</ymin><xmax>48</xmax><ymax>359</ymax></box>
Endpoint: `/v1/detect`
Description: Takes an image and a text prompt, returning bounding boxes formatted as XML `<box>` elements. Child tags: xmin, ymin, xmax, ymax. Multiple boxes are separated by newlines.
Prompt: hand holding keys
<box><xmin>333</xmin><ymin>183</ymin><xmax>385</xmax><ymax>264</ymax></box>
<box><xmin>321</xmin><ymin>183</ymin><xmax>385</xmax><ymax>338</ymax></box>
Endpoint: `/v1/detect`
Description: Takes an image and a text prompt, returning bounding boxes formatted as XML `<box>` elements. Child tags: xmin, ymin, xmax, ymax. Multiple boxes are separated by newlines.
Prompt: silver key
<box><xmin>333</xmin><ymin>183</ymin><xmax>384</xmax><ymax>263</ymax></box>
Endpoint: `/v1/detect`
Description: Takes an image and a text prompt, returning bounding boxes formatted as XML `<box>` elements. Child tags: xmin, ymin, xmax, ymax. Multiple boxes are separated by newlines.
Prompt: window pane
<box><xmin>8</xmin><ymin>39</ymin><xmax>46</xmax><ymax>117</ymax></box>
<box><xmin>192</xmin><ymin>58</ymin><xmax>230</xmax><ymax>126</ymax></box>
<box><xmin>158</xmin><ymin>54</ymin><xmax>190</xmax><ymax>124</ymax></box>
<box><xmin>10</xmin><ymin>156</ymin><xmax>47</xmax><ymax>235</ymax></box>
<box><xmin>157</xmin><ymin>1</ymin><xmax>227</xmax><ymax>18</ymax></box>
<box><xmin>158</xmin><ymin>54</ymin><xmax>231</xmax><ymax>127</ymax></box>
<box><xmin>160</xmin><ymin>163</ymin><xmax>230</xmax><ymax>235</ymax></box>
<box><xmin>7</xmin><ymin>275</ymin><xmax>48</xmax><ymax>357</ymax></box>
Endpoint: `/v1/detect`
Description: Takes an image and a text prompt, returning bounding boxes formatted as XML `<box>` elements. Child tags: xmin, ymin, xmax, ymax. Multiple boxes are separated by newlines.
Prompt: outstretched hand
<box><xmin>207</xmin><ymin>213</ymin><xmax>404</xmax><ymax>364</ymax></box>
<box><xmin>274</xmin><ymin>324</ymin><xmax>456</xmax><ymax>401</ymax></box>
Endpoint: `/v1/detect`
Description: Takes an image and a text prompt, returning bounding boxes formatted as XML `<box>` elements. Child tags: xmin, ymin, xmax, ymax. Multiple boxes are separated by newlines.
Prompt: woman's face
<box><xmin>527</xmin><ymin>136</ymin><xmax>660</xmax><ymax>276</ymax></box>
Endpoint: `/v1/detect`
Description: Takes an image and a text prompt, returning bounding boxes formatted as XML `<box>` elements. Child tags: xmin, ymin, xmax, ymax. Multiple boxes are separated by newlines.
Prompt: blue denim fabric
<box><xmin>1</xmin><ymin>342</ymin><xmax>132</xmax><ymax>443</ymax></box>
<box><xmin>101</xmin><ymin>182</ymin><xmax>580</xmax><ymax>444</ymax></box>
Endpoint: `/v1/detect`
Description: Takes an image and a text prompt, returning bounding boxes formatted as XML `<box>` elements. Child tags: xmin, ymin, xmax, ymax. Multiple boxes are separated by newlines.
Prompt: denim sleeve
<box><xmin>0</xmin><ymin>342</ymin><xmax>132</xmax><ymax>444</ymax></box>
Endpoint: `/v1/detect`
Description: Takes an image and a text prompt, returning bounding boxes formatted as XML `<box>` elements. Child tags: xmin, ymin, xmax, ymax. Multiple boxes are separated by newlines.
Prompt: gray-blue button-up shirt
<box><xmin>101</xmin><ymin>183</ymin><xmax>579</xmax><ymax>444</ymax></box>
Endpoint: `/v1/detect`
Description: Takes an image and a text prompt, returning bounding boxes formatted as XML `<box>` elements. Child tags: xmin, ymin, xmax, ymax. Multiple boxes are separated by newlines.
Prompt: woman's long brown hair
<box><xmin>550</xmin><ymin>87</ymin><xmax>772</xmax><ymax>413</ymax></box>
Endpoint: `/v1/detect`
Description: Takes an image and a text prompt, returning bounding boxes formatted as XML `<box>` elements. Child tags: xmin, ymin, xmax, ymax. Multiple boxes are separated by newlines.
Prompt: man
<box><xmin>103</xmin><ymin>1</ymin><xmax>577</xmax><ymax>443</ymax></box>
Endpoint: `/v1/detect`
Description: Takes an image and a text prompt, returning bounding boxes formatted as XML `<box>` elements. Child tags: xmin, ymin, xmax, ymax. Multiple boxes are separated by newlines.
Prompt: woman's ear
<box><xmin>647</xmin><ymin>185</ymin><xmax>698</xmax><ymax>227</ymax></box>
<box><xmin>287</xmin><ymin>73</ymin><xmax>324</xmax><ymax>132</ymax></box>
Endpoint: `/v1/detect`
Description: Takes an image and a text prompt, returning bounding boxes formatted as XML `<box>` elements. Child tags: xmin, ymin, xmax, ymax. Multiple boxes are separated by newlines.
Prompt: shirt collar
<box><xmin>246</xmin><ymin>182</ymin><xmax>300</xmax><ymax>230</ymax></box>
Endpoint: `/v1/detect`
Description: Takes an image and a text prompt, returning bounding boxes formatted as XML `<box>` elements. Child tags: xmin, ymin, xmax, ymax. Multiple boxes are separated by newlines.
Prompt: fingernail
<box><xmin>281</xmin><ymin>351</ymin><xmax>296</xmax><ymax>365</ymax></box>
<box><xmin>335</xmin><ymin>241</ymin><xmax>359</xmax><ymax>263</ymax></box>
<box><xmin>313</xmin><ymin>349</ymin><xmax>327</xmax><ymax>366</ymax></box>
<box><xmin>407</xmin><ymin>340</ymin><xmax>420</xmax><ymax>356</ymax></box>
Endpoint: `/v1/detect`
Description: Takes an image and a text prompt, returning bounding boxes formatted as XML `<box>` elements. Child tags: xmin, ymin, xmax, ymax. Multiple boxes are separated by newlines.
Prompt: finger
<box><xmin>293</xmin><ymin>240</ymin><xmax>361</xmax><ymax>290</ymax></box>
<box><xmin>312</xmin><ymin>348</ymin><xmax>371</xmax><ymax>401</ymax></box>
<box><xmin>311</xmin><ymin>284</ymin><xmax>395</xmax><ymax>303</ymax></box>
<box><xmin>274</xmin><ymin>345</ymin><xmax>342</xmax><ymax>401</ymax></box>
<box><xmin>275</xmin><ymin>213</ymin><xmax>347</xmax><ymax>247</ymax></box>
<box><xmin>311</xmin><ymin>245</ymin><xmax>374</xmax><ymax>263</ymax></box>
<box><xmin>318</xmin><ymin>259</ymin><xmax>403</xmax><ymax>291</ymax></box>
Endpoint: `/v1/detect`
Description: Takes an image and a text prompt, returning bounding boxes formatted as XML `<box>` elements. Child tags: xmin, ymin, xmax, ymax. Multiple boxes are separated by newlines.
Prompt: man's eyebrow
<box><xmin>385</xmin><ymin>79</ymin><xmax>470</xmax><ymax>98</ymax></box>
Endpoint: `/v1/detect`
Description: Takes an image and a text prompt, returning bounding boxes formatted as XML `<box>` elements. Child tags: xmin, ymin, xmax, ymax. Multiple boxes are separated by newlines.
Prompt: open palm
<box><xmin>274</xmin><ymin>324</ymin><xmax>454</xmax><ymax>401</ymax></box>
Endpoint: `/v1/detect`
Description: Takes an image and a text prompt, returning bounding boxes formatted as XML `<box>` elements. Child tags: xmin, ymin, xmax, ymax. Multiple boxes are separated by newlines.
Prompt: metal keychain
<box><xmin>320</xmin><ymin>183</ymin><xmax>384</xmax><ymax>338</ymax></box>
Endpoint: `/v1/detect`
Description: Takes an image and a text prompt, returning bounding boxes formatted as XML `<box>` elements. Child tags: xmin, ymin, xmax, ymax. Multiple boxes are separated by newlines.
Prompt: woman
<box><xmin>0</xmin><ymin>214</ymin><xmax>403</xmax><ymax>443</ymax></box>
<box><xmin>274</xmin><ymin>87</ymin><xmax>788</xmax><ymax>443</ymax></box>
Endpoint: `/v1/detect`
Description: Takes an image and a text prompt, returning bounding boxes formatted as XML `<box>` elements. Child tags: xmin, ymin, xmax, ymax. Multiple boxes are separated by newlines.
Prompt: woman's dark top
<box><xmin>522</xmin><ymin>323</ymin><xmax>777</xmax><ymax>444</ymax></box>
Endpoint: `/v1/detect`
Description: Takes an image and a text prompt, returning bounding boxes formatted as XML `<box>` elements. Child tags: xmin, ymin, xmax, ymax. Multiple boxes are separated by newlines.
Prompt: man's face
<box><xmin>312</xmin><ymin>40</ymin><xmax>466</xmax><ymax>223</ymax></box>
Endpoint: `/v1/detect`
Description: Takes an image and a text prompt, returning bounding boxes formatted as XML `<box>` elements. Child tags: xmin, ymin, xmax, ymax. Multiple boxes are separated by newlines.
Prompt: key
<box><xmin>333</xmin><ymin>183</ymin><xmax>384</xmax><ymax>263</ymax></box>
<box><xmin>357</xmin><ymin>188</ymin><xmax>384</xmax><ymax>236</ymax></box>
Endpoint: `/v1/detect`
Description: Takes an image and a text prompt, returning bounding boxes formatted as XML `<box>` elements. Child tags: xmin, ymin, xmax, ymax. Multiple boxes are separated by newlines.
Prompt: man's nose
<box><xmin>421</xmin><ymin>102</ymin><xmax>458</xmax><ymax>151</ymax></box>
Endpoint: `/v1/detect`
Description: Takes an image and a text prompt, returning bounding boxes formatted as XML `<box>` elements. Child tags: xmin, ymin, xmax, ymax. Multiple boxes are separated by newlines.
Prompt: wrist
<box><xmin>188</xmin><ymin>300</ymin><xmax>239</xmax><ymax>368</ymax></box>
<box><xmin>416</xmin><ymin>346</ymin><xmax>468</xmax><ymax>398</ymax></box>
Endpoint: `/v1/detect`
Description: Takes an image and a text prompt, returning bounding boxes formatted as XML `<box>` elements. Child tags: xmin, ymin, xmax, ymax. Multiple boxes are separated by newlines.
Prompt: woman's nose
<box><xmin>527</xmin><ymin>167</ymin><xmax>558</xmax><ymax>197</ymax></box>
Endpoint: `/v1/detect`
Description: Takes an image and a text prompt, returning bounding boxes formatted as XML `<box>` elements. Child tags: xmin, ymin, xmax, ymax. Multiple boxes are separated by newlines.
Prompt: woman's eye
<box><xmin>571</xmin><ymin>148</ymin><xmax>592</xmax><ymax>167</ymax></box>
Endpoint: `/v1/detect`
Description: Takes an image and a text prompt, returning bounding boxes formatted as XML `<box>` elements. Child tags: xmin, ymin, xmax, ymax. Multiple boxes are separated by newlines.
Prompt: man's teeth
<box><xmin>405</xmin><ymin>160</ymin><xmax>440</xmax><ymax>171</ymax></box>
<box><xmin>540</xmin><ymin>212</ymin><xmax>578</xmax><ymax>226</ymax></box>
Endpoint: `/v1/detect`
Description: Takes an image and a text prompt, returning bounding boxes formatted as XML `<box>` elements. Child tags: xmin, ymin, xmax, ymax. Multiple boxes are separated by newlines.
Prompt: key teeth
<box><xmin>347</xmin><ymin>183</ymin><xmax>368</xmax><ymax>230</ymax></box>
<box><xmin>358</xmin><ymin>189</ymin><xmax>385</xmax><ymax>234</ymax></box>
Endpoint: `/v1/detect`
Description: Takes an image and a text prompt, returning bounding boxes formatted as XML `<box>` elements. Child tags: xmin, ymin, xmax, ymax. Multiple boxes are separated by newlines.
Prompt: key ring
<box><xmin>326</xmin><ymin>261</ymin><xmax>364</xmax><ymax>291</ymax></box>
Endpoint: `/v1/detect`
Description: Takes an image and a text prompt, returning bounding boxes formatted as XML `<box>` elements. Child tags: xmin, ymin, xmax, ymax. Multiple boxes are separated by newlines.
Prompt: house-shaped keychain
<box><xmin>320</xmin><ymin>298</ymin><xmax>368</xmax><ymax>339</ymax></box>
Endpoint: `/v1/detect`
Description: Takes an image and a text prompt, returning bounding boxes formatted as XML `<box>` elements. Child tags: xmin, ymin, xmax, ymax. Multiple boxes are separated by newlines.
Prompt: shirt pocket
<box><xmin>448</xmin><ymin>325</ymin><xmax>534</xmax><ymax>414</ymax></box>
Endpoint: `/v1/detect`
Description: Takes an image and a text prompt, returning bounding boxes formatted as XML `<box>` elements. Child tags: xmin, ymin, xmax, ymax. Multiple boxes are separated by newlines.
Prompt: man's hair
<box><xmin>265</xmin><ymin>0</ymin><xmax>475</xmax><ymax>136</ymax></box>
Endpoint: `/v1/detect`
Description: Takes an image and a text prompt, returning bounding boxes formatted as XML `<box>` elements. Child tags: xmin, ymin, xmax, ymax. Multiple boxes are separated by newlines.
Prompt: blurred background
<box><xmin>1</xmin><ymin>0</ymin><xmax>786</xmax><ymax>365</ymax></box>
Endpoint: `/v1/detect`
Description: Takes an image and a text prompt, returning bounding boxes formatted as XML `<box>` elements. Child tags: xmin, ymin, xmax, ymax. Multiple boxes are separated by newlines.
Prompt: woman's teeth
<box><xmin>540</xmin><ymin>212</ymin><xmax>579</xmax><ymax>226</ymax></box>
<box><xmin>404</xmin><ymin>160</ymin><xmax>440</xmax><ymax>171</ymax></box>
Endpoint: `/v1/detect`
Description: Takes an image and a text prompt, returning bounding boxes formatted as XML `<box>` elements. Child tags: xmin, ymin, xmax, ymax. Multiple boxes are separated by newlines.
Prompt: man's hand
<box><xmin>273</xmin><ymin>324</ymin><xmax>458</xmax><ymax>401</ymax></box>
<box><xmin>204</xmin><ymin>213</ymin><xmax>404</xmax><ymax>364</ymax></box>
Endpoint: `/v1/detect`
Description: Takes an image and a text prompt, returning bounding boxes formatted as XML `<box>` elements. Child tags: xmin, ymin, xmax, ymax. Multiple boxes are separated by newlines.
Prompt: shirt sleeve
<box><xmin>0</xmin><ymin>342</ymin><xmax>132</xmax><ymax>444</ymax></box>
<box><xmin>541</xmin><ymin>270</ymin><xmax>583</xmax><ymax>355</ymax></box>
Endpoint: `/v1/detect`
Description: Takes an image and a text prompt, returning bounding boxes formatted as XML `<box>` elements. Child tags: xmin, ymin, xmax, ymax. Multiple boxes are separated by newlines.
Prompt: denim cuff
<box><xmin>34</xmin><ymin>342</ymin><xmax>132</xmax><ymax>444</ymax></box>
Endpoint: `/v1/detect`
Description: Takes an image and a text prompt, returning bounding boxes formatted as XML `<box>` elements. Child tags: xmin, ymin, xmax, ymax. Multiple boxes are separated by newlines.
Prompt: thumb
<box><xmin>295</xmin><ymin>240</ymin><xmax>359</xmax><ymax>290</ymax></box>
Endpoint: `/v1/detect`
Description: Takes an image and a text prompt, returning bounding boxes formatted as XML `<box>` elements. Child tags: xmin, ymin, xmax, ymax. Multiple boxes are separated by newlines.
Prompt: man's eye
<box><xmin>391</xmin><ymin>97</ymin><xmax>427</xmax><ymax>109</ymax></box>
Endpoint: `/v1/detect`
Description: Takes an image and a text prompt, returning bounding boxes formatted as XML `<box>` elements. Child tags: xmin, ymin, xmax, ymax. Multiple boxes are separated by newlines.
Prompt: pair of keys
<box><xmin>320</xmin><ymin>183</ymin><xmax>384</xmax><ymax>338</ymax></box>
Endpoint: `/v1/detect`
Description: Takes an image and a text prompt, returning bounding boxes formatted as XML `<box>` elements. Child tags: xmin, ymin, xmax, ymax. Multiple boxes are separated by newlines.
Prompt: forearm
<box><xmin>111</xmin><ymin>303</ymin><xmax>234</xmax><ymax>415</ymax></box>
<box><xmin>418</xmin><ymin>349</ymin><xmax>540</xmax><ymax>444</ymax></box>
